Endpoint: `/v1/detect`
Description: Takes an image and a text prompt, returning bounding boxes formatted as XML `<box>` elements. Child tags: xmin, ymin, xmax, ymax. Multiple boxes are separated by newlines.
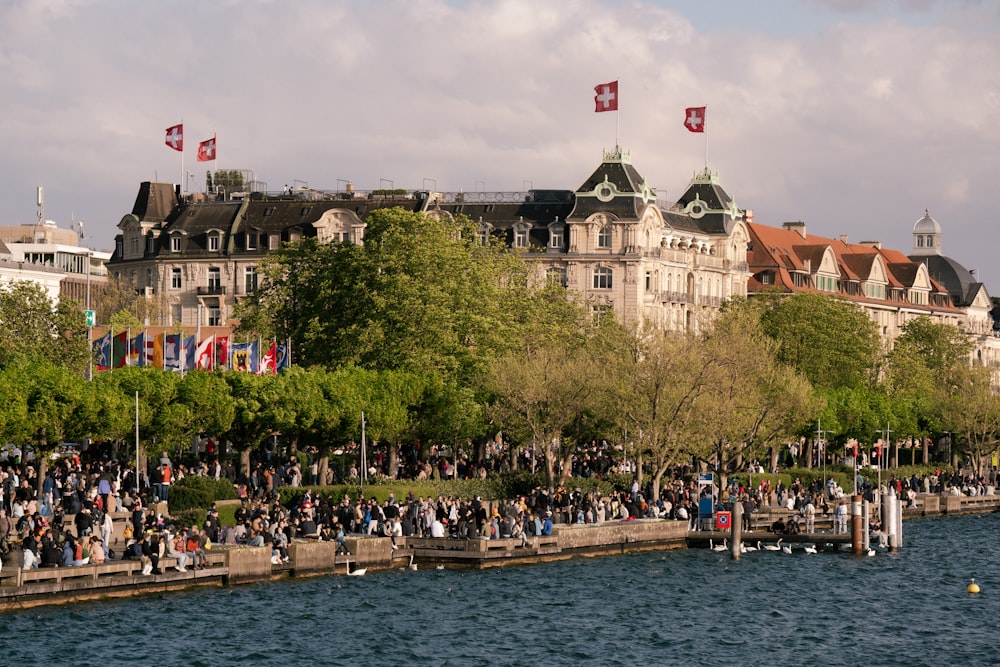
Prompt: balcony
<box><xmin>197</xmin><ymin>285</ymin><xmax>227</xmax><ymax>296</ymax></box>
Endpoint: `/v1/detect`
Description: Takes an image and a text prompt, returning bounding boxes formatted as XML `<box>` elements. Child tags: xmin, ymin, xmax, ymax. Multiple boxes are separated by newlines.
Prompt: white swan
<box><xmin>866</xmin><ymin>547</ymin><xmax>876</xmax><ymax>557</ymax></box>
<box><xmin>743</xmin><ymin>541</ymin><xmax>758</xmax><ymax>553</ymax></box>
<box><xmin>710</xmin><ymin>539</ymin><xmax>728</xmax><ymax>552</ymax></box>
<box><xmin>803</xmin><ymin>544</ymin><xmax>817</xmax><ymax>554</ymax></box>
<box><xmin>781</xmin><ymin>541</ymin><xmax>793</xmax><ymax>555</ymax></box>
<box><xmin>347</xmin><ymin>560</ymin><xmax>366</xmax><ymax>576</ymax></box>
<box><xmin>408</xmin><ymin>553</ymin><xmax>417</xmax><ymax>571</ymax></box>
<box><xmin>763</xmin><ymin>539</ymin><xmax>781</xmax><ymax>552</ymax></box>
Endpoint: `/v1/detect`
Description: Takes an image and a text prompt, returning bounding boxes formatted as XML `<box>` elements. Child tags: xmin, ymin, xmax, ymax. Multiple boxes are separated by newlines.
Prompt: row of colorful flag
<box><xmin>164</xmin><ymin>123</ymin><xmax>217</xmax><ymax>162</ymax></box>
<box><xmin>593</xmin><ymin>80</ymin><xmax>706</xmax><ymax>133</ymax></box>
<box><xmin>93</xmin><ymin>331</ymin><xmax>289</xmax><ymax>375</ymax></box>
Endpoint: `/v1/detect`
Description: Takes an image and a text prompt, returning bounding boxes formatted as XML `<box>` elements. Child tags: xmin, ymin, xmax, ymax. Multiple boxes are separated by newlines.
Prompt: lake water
<box><xmin>3</xmin><ymin>512</ymin><xmax>999</xmax><ymax>666</ymax></box>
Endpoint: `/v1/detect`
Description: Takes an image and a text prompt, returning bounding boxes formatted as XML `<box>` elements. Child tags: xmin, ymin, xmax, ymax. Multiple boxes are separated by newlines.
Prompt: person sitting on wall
<box><xmin>770</xmin><ymin>518</ymin><xmax>786</xmax><ymax>534</ymax></box>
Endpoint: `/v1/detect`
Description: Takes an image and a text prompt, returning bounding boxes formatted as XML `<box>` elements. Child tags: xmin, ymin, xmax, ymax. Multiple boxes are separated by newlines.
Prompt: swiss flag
<box><xmin>594</xmin><ymin>81</ymin><xmax>618</xmax><ymax>112</ymax></box>
<box><xmin>165</xmin><ymin>124</ymin><xmax>183</xmax><ymax>151</ymax></box>
<box><xmin>197</xmin><ymin>135</ymin><xmax>217</xmax><ymax>162</ymax></box>
<box><xmin>684</xmin><ymin>107</ymin><xmax>706</xmax><ymax>133</ymax></box>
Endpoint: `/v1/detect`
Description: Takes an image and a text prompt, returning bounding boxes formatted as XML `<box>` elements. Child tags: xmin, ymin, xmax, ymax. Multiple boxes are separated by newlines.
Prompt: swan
<box><xmin>408</xmin><ymin>553</ymin><xmax>418</xmax><ymax>571</ymax></box>
<box><xmin>743</xmin><ymin>541</ymin><xmax>758</xmax><ymax>553</ymax></box>
<box><xmin>866</xmin><ymin>547</ymin><xmax>876</xmax><ymax>557</ymax></box>
<box><xmin>763</xmin><ymin>539</ymin><xmax>781</xmax><ymax>552</ymax></box>
<box><xmin>710</xmin><ymin>539</ymin><xmax>728</xmax><ymax>552</ymax></box>
<box><xmin>781</xmin><ymin>542</ymin><xmax>793</xmax><ymax>555</ymax></box>
<box><xmin>803</xmin><ymin>544</ymin><xmax>817</xmax><ymax>554</ymax></box>
<box><xmin>347</xmin><ymin>560</ymin><xmax>367</xmax><ymax>576</ymax></box>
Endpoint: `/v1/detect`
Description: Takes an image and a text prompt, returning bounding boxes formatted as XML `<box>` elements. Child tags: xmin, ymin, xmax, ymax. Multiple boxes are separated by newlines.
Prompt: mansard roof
<box><xmin>674</xmin><ymin>169</ymin><xmax>744</xmax><ymax>235</ymax></box>
<box><xmin>131</xmin><ymin>182</ymin><xmax>178</xmax><ymax>223</ymax></box>
<box><xmin>568</xmin><ymin>148</ymin><xmax>657</xmax><ymax>222</ymax></box>
<box><xmin>911</xmin><ymin>254</ymin><xmax>985</xmax><ymax>307</ymax></box>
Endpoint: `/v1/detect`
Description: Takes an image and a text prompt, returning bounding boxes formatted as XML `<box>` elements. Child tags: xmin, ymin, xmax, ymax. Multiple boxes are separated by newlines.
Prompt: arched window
<box><xmin>593</xmin><ymin>267</ymin><xmax>613</xmax><ymax>289</ymax></box>
<box><xmin>597</xmin><ymin>226</ymin><xmax>612</xmax><ymax>249</ymax></box>
<box><xmin>916</xmin><ymin>236</ymin><xmax>924</xmax><ymax>248</ymax></box>
<box><xmin>926</xmin><ymin>236</ymin><xmax>934</xmax><ymax>248</ymax></box>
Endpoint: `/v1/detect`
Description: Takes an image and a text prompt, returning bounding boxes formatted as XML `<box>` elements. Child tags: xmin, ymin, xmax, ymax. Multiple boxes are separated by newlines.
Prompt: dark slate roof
<box><xmin>131</xmin><ymin>182</ymin><xmax>178</xmax><ymax>223</ymax></box>
<box><xmin>674</xmin><ymin>173</ymin><xmax>739</xmax><ymax>235</ymax></box>
<box><xmin>568</xmin><ymin>151</ymin><xmax>652</xmax><ymax>222</ymax></box>
<box><xmin>909</xmin><ymin>254</ymin><xmax>979</xmax><ymax>307</ymax></box>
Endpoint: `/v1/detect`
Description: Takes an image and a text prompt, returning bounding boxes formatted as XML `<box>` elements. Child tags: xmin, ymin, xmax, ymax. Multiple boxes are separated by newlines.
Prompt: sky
<box><xmin>1</xmin><ymin>0</ymin><xmax>998</xmax><ymax>287</ymax></box>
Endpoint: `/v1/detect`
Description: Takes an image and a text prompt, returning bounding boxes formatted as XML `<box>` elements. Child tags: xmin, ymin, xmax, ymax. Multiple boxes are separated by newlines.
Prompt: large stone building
<box><xmin>110</xmin><ymin>149</ymin><xmax>751</xmax><ymax>333</ymax></box>
<box><xmin>108</xmin><ymin>152</ymin><xmax>997</xmax><ymax>367</ymax></box>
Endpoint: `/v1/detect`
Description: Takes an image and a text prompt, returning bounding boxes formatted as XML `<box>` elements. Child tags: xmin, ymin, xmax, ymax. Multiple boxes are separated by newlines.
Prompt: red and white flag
<box><xmin>197</xmin><ymin>135</ymin><xmax>217</xmax><ymax>162</ymax></box>
<box><xmin>165</xmin><ymin>124</ymin><xmax>184</xmax><ymax>151</ymax></box>
<box><xmin>684</xmin><ymin>107</ymin><xmax>706</xmax><ymax>133</ymax></box>
<box><xmin>196</xmin><ymin>335</ymin><xmax>215</xmax><ymax>370</ymax></box>
<box><xmin>259</xmin><ymin>341</ymin><xmax>277</xmax><ymax>375</ymax></box>
<box><xmin>594</xmin><ymin>81</ymin><xmax>618</xmax><ymax>112</ymax></box>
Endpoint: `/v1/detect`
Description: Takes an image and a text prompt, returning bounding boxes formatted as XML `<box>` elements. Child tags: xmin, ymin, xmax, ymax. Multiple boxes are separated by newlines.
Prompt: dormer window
<box><xmin>548</xmin><ymin>222</ymin><xmax>565</xmax><ymax>249</ymax></box>
<box><xmin>209</xmin><ymin>234</ymin><xmax>220</xmax><ymax>252</ymax></box>
<box><xmin>171</xmin><ymin>236</ymin><xmax>182</xmax><ymax>253</ymax></box>
<box><xmin>246</xmin><ymin>231</ymin><xmax>258</xmax><ymax>250</ymax></box>
<box><xmin>512</xmin><ymin>220</ymin><xmax>532</xmax><ymax>249</ymax></box>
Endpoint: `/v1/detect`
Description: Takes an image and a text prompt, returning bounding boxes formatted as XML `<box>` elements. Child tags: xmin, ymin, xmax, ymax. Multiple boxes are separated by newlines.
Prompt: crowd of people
<box><xmin>3</xmin><ymin>441</ymin><xmax>1000</xmax><ymax>575</ymax></box>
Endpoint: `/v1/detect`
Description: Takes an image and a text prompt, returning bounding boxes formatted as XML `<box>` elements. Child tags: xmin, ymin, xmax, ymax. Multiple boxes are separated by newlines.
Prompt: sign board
<box><xmin>84</xmin><ymin>310</ymin><xmax>96</xmax><ymax>327</ymax></box>
<box><xmin>715</xmin><ymin>511</ymin><xmax>732</xmax><ymax>530</ymax></box>
<box><xmin>698</xmin><ymin>496</ymin><xmax>714</xmax><ymax>521</ymax></box>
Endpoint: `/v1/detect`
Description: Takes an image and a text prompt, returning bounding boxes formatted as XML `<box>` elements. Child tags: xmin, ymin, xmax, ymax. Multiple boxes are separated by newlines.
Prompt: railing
<box><xmin>197</xmin><ymin>285</ymin><xmax>227</xmax><ymax>296</ymax></box>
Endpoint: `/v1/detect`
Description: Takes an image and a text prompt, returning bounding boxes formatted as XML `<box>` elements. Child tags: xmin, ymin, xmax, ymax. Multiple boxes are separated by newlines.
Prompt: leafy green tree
<box><xmin>758</xmin><ymin>292</ymin><xmax>881</xmax><ymax>390</ymax></box>
<box><xmin>221</xmin><ymin>372</ymin><xmax>279</xmax><ymax>480</ymax></box>
<box><xmin>939</xmin><ymin>365</ymin><xmax>1000</xmax><ymax>474</ymax></box>
<box><xmin>236</xmin><ymin>208</ymin><xmax>530</xmax><ymax>385</ymax></box>
<box><xmin>0</xmin><ymin>281</ymin><xmax>90</xmax><ymax>374</ymax></box>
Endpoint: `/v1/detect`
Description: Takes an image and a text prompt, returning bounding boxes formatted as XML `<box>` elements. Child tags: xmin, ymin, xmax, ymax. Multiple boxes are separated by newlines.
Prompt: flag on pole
<box><xmin>129</xmin><ymin>332</ymin><xmax>144</xmax><ymax>366</ymax></box>
<box><xmin>260</xmin><ymin>341</ymin><xmax>277</xmax><ymax>375</ymax></box>
<box><xmin>164</xmin><ymin>333</ymin><xmax>182</xmax><ymax>371</ymax></box>
<box><xmin>152</xmin><ymin>333</ymin><xmax>164</xmax><ymax>369</ymax></box>
<box><xmin>594</xmin><ymin>81</ymin><xmax>618</xmax><ymax>112</ymax></box>
<box><xmin>684</xmin><ymin>107</ymin><xmax>706</xmax><ymax>133</ymax></box>
<box><xmin>183</xmin><ymin>336</ymin><xmax>196</xmax><ymax>372</ymax></box>
<box><xmin>215</xmin><ymin>336</ymin><xmax>229</xmax><ymax>368</ymax></box>
<box><xmin>197</xmin><ymin>135</ymin><xmax>217</xmax><ymax>162</ymax></box>
<box><xmin>275</xmin><ymin>340</ymin><xmax>291</xmax><ymax>372</ymax></box>
<box><xmin>94</xmin><ymin>331</ymin><xmax>112</xmax><ymax>371</ymax></box>
<box><xmin>231</xmin><ymin>341</ymin><xmax>258</xmax><ymax>373</ymax></box>
<box><xmin>112</xmin><ymin>331</ymin><xmax>129</xmax><ymax>369</ymax></box>
<box><xmin>196</xmin><ymin>335</ymin><xmax>214</xmax><ymax>370</ymax></box>
<box><xmin>165</xmin><ymin>123</ymin><xmax>184</xmax><ymax>151</ymax></box>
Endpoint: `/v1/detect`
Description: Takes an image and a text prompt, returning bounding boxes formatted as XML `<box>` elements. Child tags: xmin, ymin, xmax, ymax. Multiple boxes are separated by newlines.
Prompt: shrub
<box><xmin>169</xmin><ymin>475</ymin><xmax>237</xmax><ymax>512</ymax></box>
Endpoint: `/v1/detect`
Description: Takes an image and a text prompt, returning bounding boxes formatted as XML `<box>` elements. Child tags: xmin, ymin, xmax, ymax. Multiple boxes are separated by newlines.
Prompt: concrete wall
<box><xmin>225</xmin><ymin>546</ymin><xmax>271</xmax><ymax>583</ymax></box>
<box><xmin>556</xmin><ymin>519</ymin><xmax>688</xmax><ymax>551</ymax></box>
<box><xmin>289</xmin><ymin>541</ymin><xmax>339</xmax><ymax>574</ymax></box>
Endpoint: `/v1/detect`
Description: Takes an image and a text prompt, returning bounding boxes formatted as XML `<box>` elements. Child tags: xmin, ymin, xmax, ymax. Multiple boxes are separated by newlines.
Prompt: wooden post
<box><xmin>731</xmin><ymin>501</ymin><xmax>742</xmax><ymax>561</ymax></box>
<box><xmin>851</xmin><ymin>495</ymin><xmax>863</xmax><ymax>555</ymax></box>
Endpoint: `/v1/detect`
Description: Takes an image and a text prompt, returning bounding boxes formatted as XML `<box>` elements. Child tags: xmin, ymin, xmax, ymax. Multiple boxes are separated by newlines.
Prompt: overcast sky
<box><xmin>1</xmin><ymin>0</ymin><xmax>997</xmax><ymax>287</ymax></box>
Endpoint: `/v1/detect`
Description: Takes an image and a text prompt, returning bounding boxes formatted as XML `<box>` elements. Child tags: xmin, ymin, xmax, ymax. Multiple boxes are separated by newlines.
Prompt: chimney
<box><xmin>782</xmin><ymin>221</ymin><xmax>807</xmax><ymax>239</ymax></box>
<box><xmin>839</xmin><ymin>235</ymin><xmax>849</xmax><ymax>244</ymax></box>
<box><xmin>860</xmin><ymin>241</ymin><xmax>882</xmax><ymax>249</ymax></box>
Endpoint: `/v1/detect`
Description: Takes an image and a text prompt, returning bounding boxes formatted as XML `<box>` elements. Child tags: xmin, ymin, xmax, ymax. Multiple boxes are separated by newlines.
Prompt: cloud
<box><xmin>0</xmin><ymin>0</ymin><xmax>997</xmax><ymax>285</ymax></box>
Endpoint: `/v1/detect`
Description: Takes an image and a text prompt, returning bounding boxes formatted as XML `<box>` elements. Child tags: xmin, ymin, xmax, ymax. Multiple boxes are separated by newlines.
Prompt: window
<box><xmin>513</xmin><ymin>228</ymin><xmax>528</xmax><ymax>249</ymax></box>
<box><xmin>645</xmin><ymin>271</ymin><xmax>652</xmax><ymax>291</ymax></box>
<box><xmin>172</xmin><ymin>304</ymin><xmax>182</xmax><ymax>325</ymax></box>
<box><xmin>171</xmin><ymin>236</ymin><xmax>182</xmax><ymax>253</ymax></box>
<box><xmin>597</xmin><ymin>226</ymin><xmax>612</xmax><ymax>249</ymax></box>
<box><xmin>593</xmin><ymin>267</ymin><xmax>613</xmax><ymax>289</ymax></box>
<box><xmin>546</xmin><ymin>267</ymin><xmax>567</xmax><ymax>287</ymax></box>
<box><xmin>916</xmin><ymin>236</ymin><xmax>924</xmax><ymax>248</ymax></box>
<box><xmin>147</xmin><ymin>236</ymin><xmax>155</xmax><ymax>254</ymax></box>
<box><xmin>246</xmin><ymin>232</ymin><xmax>257</xmax><ymax>250</ymax></box>
<box><xmin>145</xmin><ymin>268</ymin><xmax>152</xmax><ymax>286</ymax></box>
<box><xmin>208</xmin><ymin>268</ymin><xmax>221</xmax><ymax>290</ymax></box>
<box><xmin>115</xmin><ymin>239</ymin><xmax>123</xmax><ymax>257</ymax></box>
<box><xmin>130</xmin><ymin>237</ymin><xmax>138</xmax><ymax>255</ymax></box>
<box><xmin>244</xmin><ymin>266</ymin><xmax>258</xmax><ymax>293</ymax></box>
<box><xmin>926</xmin><ymin>236</ymin><xmax>934</xmax><ymax>248</ymax></box>
<box><xmin>209</xmin><ymin>235</ymin><xmax>220</xmax><ymax>252</ymax></box>
<box><xmin>171</xmin><ymin>268</ymin><xmax>182</xmax><ymax>289</ymax></box>
<box><xmin>208</xmin><ymin>307</ymin><xmax>222</xmax><ymax>326</ymax></box>
<box><xmin>549</xmin><ymin>227</ymin><xmax>564</xmax><ymax>249</ymax></box>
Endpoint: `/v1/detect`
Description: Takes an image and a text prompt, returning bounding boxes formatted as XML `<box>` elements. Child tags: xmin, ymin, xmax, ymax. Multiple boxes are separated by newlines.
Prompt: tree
<box><xmin>758</xmin><ymin>292</ymin><xmax>881</xmax><ymax>390</ymax></box>
<box><xmin>609</xmin><ymin>329</ymin><xmax>714</xmax><ymax>503</ymax></box>
<box><xmin>939</xmin><ymin>365</ymin><xmax>1000</xmax><ymax>475</ymax></box>
<box><xmin>236</xmin><ymin>208</ymin><xmax>531</xmax><ymax>386</ymax></box>
<box><xmin>92</xmin><ymin>275</ymin><xmax>161</xmax><ymax>327</ymax></box>
<box><xmin>0</xmin><ymin>281</ymin><xmax>90</xmax><ymax>374</ymax></box>
<box><xmin>699</xmin><ymin>303</ymin><xmax>817</xmax><ymax>486</ymax></box>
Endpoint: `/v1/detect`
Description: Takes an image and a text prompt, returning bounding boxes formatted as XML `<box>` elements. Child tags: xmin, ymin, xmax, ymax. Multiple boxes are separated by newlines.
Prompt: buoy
<box><xmin>967</xmin><ymin>578</ymin><xmax>981</xmax><ymax>594</ymax></box>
